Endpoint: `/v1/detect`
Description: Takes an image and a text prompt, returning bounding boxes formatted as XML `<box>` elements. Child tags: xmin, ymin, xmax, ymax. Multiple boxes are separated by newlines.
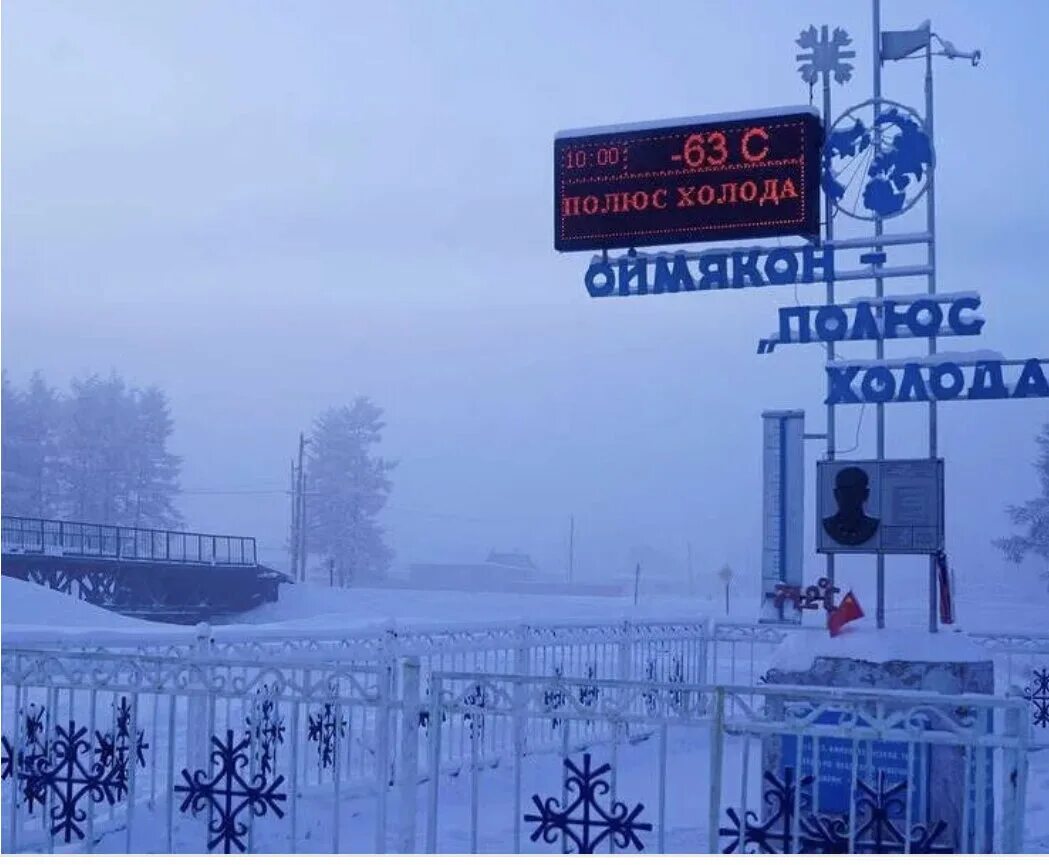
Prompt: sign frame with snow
<box><xmin>554</xmin><ymin>106</ymin><xmax>822</xmax><ymax>252</ymax></box>
<box><xmin>816</xmin><ymin>458</ymin><xmax>944</xmax><ymax>555</ymax></box>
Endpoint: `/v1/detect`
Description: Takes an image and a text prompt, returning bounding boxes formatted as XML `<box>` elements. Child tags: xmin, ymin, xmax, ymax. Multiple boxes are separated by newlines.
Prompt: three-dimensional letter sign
<box><xmin>554</xmin><ymin>107</ymin><xmax>822</xmax><ymax>252</ymax></box>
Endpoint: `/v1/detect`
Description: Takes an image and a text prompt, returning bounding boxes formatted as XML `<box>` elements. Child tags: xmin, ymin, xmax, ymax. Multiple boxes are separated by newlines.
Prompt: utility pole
<box><xmin>298</xmin><ymin>469</ymin><xmax>308</xmax><ymax>582</ymax></box>
<box><xmin>633</xmin><ymin>562</ymin><xmax>641</xmax><ymax>606</ymax></box>
<box><xmin>567</xmin><ymin>515</ymin><xmax>575</xmax><ymax>584</ymax></box>
<box><xmin>295</xmin><ymin>432</ymin><xmax>308</xmax><ymax>583</ymax></box>
<box><xmin>289</xmin><ymin>458</ymin><xmax>299</xmax><ymax>580</ymax></box>
<box><xmin>686</xmin><ymin>542</ymin><xmax>694</xmax><ymax>595</ymax></box>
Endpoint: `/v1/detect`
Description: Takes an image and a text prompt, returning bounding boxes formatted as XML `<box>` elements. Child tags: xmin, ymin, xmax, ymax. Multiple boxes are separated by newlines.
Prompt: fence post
<box><xmin>698</xmin><ymin>618</ymin><xmax>713</xmax><ymax>687</ymax></box>
<box><xmin>1001</xmin><ymin>702</ymin><xmax>1030</xmax><ymax>853</ymax></box>
<box><xmin>706</xmin><ymin>687</ymin><xmax>725</xmax><ymax>854</ymax></box>
<box><xmin>397</xmin><ymin>657</ymin><xmax>421</xmax><ymax>854</ymax></box>
<box><xmin>186</xmin><ymin>622</ymin><xmax>211</xmax><ymax>768</ymax></box>
<box><xmin>513</xmin><ymin>625</ymin><xmax>530</xmax><ymax>755</ymax></box>
<box><xmin>618</xmin><ymin>619</ymin><xmax>632</xmax><ymax>680</ymax></box>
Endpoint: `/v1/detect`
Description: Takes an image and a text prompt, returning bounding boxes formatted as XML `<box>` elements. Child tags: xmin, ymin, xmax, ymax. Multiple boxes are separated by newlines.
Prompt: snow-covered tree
<box><xmin>123</xmin><ymin>386</ymin><xmax>183</xmax><ymax>527</ymax></box>
<box><xmin>2</xmin><ymin>370</ymin><xmax>183</xmax><ymax>527</ymax></box>
<box><xmin>1</xmin><ymin>370</ymin><xmax>63</xmax><ymax>517</ymax></box>
<box><xmin>306</xmin><ymin>398</ymin><xmax>395</xmax><ymax>585</ymax></box>
<box><xmin>995</xmin><ymin>421</ymin><xmax>1049</xmax><ymax>590</ymax></box>
<box><xmin>60</xmin><ymin>373</ymin><xmax>135</xmax><ymax>524</ymax></box>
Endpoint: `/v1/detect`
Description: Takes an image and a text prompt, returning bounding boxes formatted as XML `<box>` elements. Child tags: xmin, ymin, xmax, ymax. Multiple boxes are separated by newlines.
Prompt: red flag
<box><xmin>828</xmin><ymin>590</ymin><xmax>864</xmax><ymax>637</ymax></box>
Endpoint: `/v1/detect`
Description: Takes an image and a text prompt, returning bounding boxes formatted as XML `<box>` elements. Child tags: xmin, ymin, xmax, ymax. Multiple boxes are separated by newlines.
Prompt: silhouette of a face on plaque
<box><xmin>823</xmin><ymin>466</ymin><xmax>880</xmax><ymax>546</ymax></box>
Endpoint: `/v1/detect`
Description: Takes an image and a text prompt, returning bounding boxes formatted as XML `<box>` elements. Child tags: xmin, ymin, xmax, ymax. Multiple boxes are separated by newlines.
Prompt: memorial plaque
<box><xmin>816</xmin><ymin>458</ymin><xmax>944</xmax><ymax>554</ymax></box>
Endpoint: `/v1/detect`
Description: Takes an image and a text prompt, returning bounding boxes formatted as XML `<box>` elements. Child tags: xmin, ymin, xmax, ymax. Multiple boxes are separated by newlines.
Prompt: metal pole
<box><xmin>633</xmin><ymin>562</ymin><xmax>641</xmax><ymax>606</ymax></box>
<box><xmin>299</xmin><ymin>470</ymin><xmax>308</xmax><ymax>582</ymax></box>
<box><xmin>925</xmin><ymin>33</ymin><xmax>939</xmax><ymax>633</ymax></box>
<box><xmin>567</xmin><ymin>515</ymin><xmax>574</xmax><ymax>584</ymax></box>
<box><xmin>822</xmin><ymin>32</ymin><xmax>837</xmax><ymax>595</ymax></box>
<box><xmin>873</xmin><ymin>0</ymin><xmax>886</xmax><ymax>629</ymax></box>
<box><xmin>289</xmin><ymin>458</ymin><xmax>298</xmax><ymax>580</ymax></box>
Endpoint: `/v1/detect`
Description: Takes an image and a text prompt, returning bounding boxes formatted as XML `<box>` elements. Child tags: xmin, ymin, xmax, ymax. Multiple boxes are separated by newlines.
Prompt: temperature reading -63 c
<box><xmin>554</xmin><ymin>108</ymin><xmax>821</xmax><ymax>251</ymax></box>
<box><xmin>675</xmin><ymin>126</ymin><xmax>771</xmax><ymax>168</ymax></box>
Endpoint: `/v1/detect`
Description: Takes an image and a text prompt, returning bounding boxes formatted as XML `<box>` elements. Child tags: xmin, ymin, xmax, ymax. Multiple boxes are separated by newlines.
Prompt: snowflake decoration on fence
<box><xmin>796</xmin><ymin>25</ymin><xmax>855</xmax><ymax>85</ymax></box>
<box><xmin>94</xmin><ymin>696</ymin><xmax>148</xmax><ymax>796</ymax></box>
<box><xmin>720</xmin><ymin>769</ymin><xmax>952</xmax><ymax>854</ymax></box>
<box><xmin>719</xmin><ymin>768</ymin><xmax>814</xmax><ymax>853</ymax></box>
<box><xmin>1025</xmin><ymin>668</ymin><xmax>1049</xmax><ymax>729</ymax></box>
<box><xmin>1</xmin><ymin>735</ymin><xmax>13</xmax><ymax>781</ymax></box>
<box><xmin>462</xmin><ymin>683</ymin><xmax>487</xmax><ymax>737</ymax></box>
<box><xmin>246</xmin><ymin>686</ymin><xmax>285</xmax><ymax>781</ymax></box>
<box><xmin>524</xmin><ymin>752</ymin><xmax>652</xmax><ymax>852</ymax></box>
<box><xmin>307</xmin><ymin>701</ymin><xmax>347</xmax><ymax>770</ymax></box>
<box><xmin>174</xmin><ymin>728</ymin><xmax>287</xmax><ymax>854</ymax></box>
<box><xmin>17</xmin><ymin>720</ymin><xmax>125</xmax><ymax>843</ymax></box>
<box><xmin>1</xmin><ymin>703</ymin><xmax>47</xmax><ymax>782</ymax></box>
<box><xmin>2</xmin><ymin>703</ymin><xmax>52</xmax><ymax>811</ymax></box>
<box><xmin>544</xmin><ymin>666</ymin><xmax>568</xmax><ymax>729</ymax></box>
<box><xmin>578</xmin><ymin>664</ymin><xmax>600</xmax><ymax>709</ymax></box>
<box><xmin>640</xmin><ymin>656</ymin><xmax>686</xmax><ymax>716</ymax></box>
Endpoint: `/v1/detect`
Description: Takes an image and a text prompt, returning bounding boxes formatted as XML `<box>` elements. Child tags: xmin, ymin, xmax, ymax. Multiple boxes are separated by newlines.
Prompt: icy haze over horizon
<box><xmin>3</xmin><ymin>0</ymin><xmax>1049</xmax><ymax>611</ymax></box>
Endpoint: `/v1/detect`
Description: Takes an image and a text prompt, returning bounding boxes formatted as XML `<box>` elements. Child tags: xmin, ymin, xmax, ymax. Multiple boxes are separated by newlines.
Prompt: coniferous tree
<box><xmin>1</xmin><ymin>371</ymin><xmax>62</xmax><ymax>517</ymax></box>
<box><xmin>124</xmin><ymin>386</ymin><xmax>182</xmax><ymax>527</ymax></box>
<box><xmin>306</xmin><ymin>398</ymin><xmax>395</xmax><ymax>585</ymax></box>
<box><xmin>995</xmin><ymin>421</ymin><xmax>1049</xmax><ymax>590</ymax></box>
<box><xmin>60</xmin><ymin>373</ymin><xmax>133</xmax><ymax>523</ymax></box>
<box><xmin>1</xmin><ymin>370</ymin><xmax>182</xmax><ymax>527</ymax></box>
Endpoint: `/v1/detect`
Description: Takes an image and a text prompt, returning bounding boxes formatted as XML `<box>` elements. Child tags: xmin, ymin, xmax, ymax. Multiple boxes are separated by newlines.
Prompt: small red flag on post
<box><xmin>828</xmin><ymin>590</ymin><xmax>864</xmax><ymax>637</ymax></box>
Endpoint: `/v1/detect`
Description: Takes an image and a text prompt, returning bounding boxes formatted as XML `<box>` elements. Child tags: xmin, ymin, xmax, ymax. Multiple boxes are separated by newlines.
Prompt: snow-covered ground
<box><xmin>2</xmin><ymin>576</ymin><xmax>1047</xmax><ymax>852</ymax></box>
<box><xmin>6</xmin><ymin>573</ymin><xmax>1046</xmax><ymax>639</ymax></box>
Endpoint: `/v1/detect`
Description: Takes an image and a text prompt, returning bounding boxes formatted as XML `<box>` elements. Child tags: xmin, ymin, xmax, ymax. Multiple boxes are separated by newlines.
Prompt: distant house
<box><xmin>405</xmin><ymin>548</ymin><xmax>625</xmax><ymax>597</ymax></box>
<box><xmin>407</xmin><ymin>549</ymin><xmax>543</xmax><ymax>591</ymax></box>
<box><xmin>485</xmin><ymin>550</ymin><xmax>537</xmax><ymax>571</ymax></box>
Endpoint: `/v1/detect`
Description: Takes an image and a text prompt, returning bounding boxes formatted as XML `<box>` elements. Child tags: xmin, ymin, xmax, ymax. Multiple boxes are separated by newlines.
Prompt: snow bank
<box><xmin>1</xmin><ymin>577</ymin><xmax>190</xmax><ymax>646</ymax></box>
<box><xmin>767</xmin><ymin>618</ymin><xmax>992</xmax><ymax>673</ymax></box>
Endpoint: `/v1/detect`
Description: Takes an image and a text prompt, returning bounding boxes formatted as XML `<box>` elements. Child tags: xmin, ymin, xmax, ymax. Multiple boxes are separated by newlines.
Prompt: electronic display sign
<box><xmin>554</xmin><ymin>107</ymin><xmax>822</xmax><ymax>252</ymax></box>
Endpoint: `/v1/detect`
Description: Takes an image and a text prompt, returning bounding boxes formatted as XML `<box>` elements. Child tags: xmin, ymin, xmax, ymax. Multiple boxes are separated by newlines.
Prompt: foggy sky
<box><xmin>4</xmin><ymin>0</ymin><xmax>1048</xmax><ymax>603</ymax></box>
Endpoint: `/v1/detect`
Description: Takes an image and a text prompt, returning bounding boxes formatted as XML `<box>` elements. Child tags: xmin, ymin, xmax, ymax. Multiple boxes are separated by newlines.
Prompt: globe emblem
<box><xmin>821</xmin><ymin>98</ymin><xmax>934</xmax><ymax>221</ymax></box>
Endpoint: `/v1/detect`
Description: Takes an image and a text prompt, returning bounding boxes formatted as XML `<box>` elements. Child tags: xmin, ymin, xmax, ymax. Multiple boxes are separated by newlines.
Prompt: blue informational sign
<box><xmin>779</xmin><ymin>710</ymin><xmax>929</xmax><ymax>817</ymax></box>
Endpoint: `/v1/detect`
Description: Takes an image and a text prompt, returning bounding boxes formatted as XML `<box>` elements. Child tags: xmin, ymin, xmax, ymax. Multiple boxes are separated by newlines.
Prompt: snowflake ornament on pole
<box><xmin>796</xmin><ymin>25</ymin><xmax>855</xmax><ymax>86</ymax></box>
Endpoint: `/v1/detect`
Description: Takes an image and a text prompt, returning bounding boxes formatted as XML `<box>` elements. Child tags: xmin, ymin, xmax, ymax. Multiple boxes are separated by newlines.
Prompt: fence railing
<box><xmin>423</xmin><ymin>673</ymin><xmax>1031</xmax><ymax>854</ymax></box>
<box><xmin>1</xmin><ymin>627</ymin><xmax>1040</xmax><ymax>853</ymax></box>
<box><xmin>1</xmin><ymin>515</ymin><xmax>257</xmax><ymax>567</ymax></box>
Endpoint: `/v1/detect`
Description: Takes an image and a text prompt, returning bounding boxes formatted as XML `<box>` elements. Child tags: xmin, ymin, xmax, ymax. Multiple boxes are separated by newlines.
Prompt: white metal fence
<box><xmin>422</xmin><ymin>673</ymin><xmax>1031</xmax><ymax>854</ymax></box>
<box><xmin>2</xmin><ymin>616</ymin><xmax>1044</xmax><ymax>853</ymax></box>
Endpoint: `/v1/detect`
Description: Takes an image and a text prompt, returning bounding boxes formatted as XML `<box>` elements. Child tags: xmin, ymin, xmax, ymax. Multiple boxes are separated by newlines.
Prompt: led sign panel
<box><xmin>554</xmin><ymin>107</ymin><xmax>822</xmax><ymax>252</ymax></box>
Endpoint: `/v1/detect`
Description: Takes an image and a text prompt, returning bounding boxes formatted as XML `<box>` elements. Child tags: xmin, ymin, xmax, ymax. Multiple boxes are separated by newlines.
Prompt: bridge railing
<box><xmin>0</xmin><ymin>516</ymin><xmax>257</xmax><ymax>567</ymax></box>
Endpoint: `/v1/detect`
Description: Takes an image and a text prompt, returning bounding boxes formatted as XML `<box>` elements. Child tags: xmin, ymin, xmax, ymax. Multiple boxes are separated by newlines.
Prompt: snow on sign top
<box><xmin>554</xmin><ymin>106</ymin><xmax>823</xmax><ymax>252</ymax></box>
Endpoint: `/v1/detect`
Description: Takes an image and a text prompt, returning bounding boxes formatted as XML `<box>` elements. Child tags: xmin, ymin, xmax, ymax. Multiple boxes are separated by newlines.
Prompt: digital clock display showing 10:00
<box><xmin>554</xmin><ymin>108</ymin><xmax>823</xmax><ymax>252</ymax></box>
